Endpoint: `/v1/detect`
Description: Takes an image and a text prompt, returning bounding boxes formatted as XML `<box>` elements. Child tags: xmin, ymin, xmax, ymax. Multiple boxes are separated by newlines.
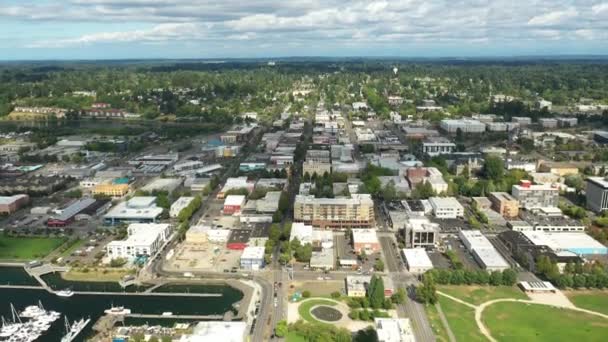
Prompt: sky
<box><xmin>1</xmin><ymin>0</ymin><xmax>607</xmax><ymax>60</ymax></box>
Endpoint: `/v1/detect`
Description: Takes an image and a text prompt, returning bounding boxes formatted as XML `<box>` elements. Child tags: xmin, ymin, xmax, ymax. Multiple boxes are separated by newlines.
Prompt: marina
<box><xmin>0</xmin><ymin>302</ymin><xmax>61</xmax><ymax>342</ymax></box>
<box><xmin>0</xmin><ymin>267</ymin><xmax>244</xmax><ymax>341</ymax></box>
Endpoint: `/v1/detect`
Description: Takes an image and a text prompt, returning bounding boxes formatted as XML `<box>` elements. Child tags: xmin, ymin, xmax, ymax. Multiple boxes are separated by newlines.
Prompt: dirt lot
<box><xmin>166</xmin><ymin>241</ymin><xmax>242</xmax><ymax>272</ymax></box>
<box><xmin>289</xmin><ymin>280</ymin><xmax>345</xmax><ymax>297</ymax></box>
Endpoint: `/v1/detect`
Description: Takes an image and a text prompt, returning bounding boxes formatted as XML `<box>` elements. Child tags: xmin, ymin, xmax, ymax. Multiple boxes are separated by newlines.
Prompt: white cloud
<box><xmin>527</xmin><ymin>8</ymin><xmax>578</xmax><ymax>26</ymax></box>
<box><xmin>1</xmin><ymin>0</ymin><xmax>605</xmax><ymax>51</ymax></box>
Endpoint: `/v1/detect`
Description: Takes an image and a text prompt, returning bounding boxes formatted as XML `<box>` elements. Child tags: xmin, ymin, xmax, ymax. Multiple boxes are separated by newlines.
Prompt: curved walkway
<box><xmin>437</xmin><ymin>291</ymin><xmax>608</xmax><ymax>342</ymax></box>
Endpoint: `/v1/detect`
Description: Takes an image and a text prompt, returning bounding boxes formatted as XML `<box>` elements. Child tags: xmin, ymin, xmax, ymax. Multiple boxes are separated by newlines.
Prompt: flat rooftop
<box><xmin>521</xmin><ymin>231</ymin><xmax>608</xmax><ymax>254</ymax></box>
<box><xmin>402</xmin><ymin>248</ymin><xmax>433</xmax><ymax>268</ymax></box>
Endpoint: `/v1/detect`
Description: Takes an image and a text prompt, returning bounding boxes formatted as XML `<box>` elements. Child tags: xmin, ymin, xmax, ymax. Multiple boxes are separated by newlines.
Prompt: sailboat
<box><xmin>60</xmin><ymin>316</ymin><xmax>91</xmax><ymax>342</ymax></box>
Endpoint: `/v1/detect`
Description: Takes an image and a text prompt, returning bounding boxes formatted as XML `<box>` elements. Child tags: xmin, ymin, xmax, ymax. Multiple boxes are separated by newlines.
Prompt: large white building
<box><xmin>402</xmin><ymin>248</ymin><xmax>433</xmax><ymax>274</ymax></box>
<box><xmin>375</xmin><ymin>318</ymin><xmax>416</xmax><ymax>342</ymax></box>
<box><xmin>179</xmin><ymin>321</ymin><xmax>247</xmax><ymax>342</ymax></box>
<box><xmin>521</xmin><ymin>231</ymin><xmax>608</xmax><ymax>256</ymax></box>
<box><xmin>104</xmin><ymin>197</ymin><xmax>164</xmax><ymax>225</ymax></box>
<box><xmin>511</xmin><ymin>180</ymin><xmax>559</xmax><ymax>210</ymax></box>
<box><xmin>440</xmin><ymin>119</ymin><xmax>486</xmax><ymax>134</ymax></box>
<box><xmin>106</xmin><ymin>223</ymin><xmax>172</xmax><ymax>260</ymax></box>
<box><xmin>459</xmin><ymin>230</ymin><xmax>510</xmax><ymax>271</ymax></box>
<box><xmin>240</xmin><ymin>246</ymin><xmax>265</xmax><ymax>270</ymax></box>
<box><xmin>428</xmin><ymin>197</ymin><xmax>464</xmax><ymax>219</ymax></box>
<box><xmin>170</xmin><ymin>196</ymin><xmax>195</xmax><ymax>218</ymax></box>
<box><xmin>421</xmin><ymin>137</ymin><xmax>455</xmax><ymax>157</ymax></box>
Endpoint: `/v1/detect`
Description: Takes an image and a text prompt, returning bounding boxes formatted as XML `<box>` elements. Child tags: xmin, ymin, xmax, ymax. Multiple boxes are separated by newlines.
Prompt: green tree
<box><xmin>391</xmin><ymin>287</ymin><xmax>406</xmax><ymax>304</ymax></box>
<box><xmin>368</xmin><ymin>275</ymin><xmax>385</xmax><ymax>309</ymax></box>
<box><xmin>489</xmin><ymin>270</ymin><xmax>503</xmax><ymax>286</ymax></box>
<box><xmin>381</xmin><ymin>181</ymin><xmax>397</xmax><ymax>201</ymax></box>
<box><xmin>483</xmin><ymin>155</ymin><xmax>505</xmax><ymax>181</ymax></box>
<box><xmin>275</xmin><ymin>320</ymin><xmax>288</xmax><ymax>337</ymax></box>
<box><xmin>374</xmin><ymin>258</ymin><xmax>385</xmax><ymax>272</ymax></box>
<box><xmin>416</xmin><ymin>274</ymin><xmax>438</xmax><ymax>305</ymax></box>
<box><xmin>502</xmin><ymin>269</ymin><xmax>517</xmax><ymax>286</ymax></box>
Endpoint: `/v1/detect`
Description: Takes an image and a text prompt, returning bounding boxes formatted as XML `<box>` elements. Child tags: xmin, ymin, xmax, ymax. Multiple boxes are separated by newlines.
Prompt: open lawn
<box><xmin>286</xmin><ymin>331</ymin><xmax>306</xmax><ymax>342</ymax></box>
<box><xmin>566</xmin><ymin>290</ymin><xmax>608</xmax><ymax>316</ymax></box>
<box><xmin>297</xmin><ymin>299</ymin><xmax>338</xmax><ymax>325</ymax></box>
<box><xmin>62</xmin><ymin>268</ymin><xmax>132</xmax><ymax>282</ymax></box>
<box><xmin>438</xmin><ymin>296</ymin><xmax>486</xmax><ymax>342</ymax></box>
<box><xmin>483</xmin><ymin>301</ymin><xmax>608</xmax><ymax>342</ymax></box>
<box><xmin>438</xmin><ymin>285</ymin><xmax>527</xmax><ymax>305</ymax></box>
<box><xmin>0</xmin><ymin>236</ymin><xmax>66</xmax><ymax>260</ymax></box>
<box><xmin>424</xmin><ymin>303</ymin><xmax>450</xmax><ymax>342</ymax></box>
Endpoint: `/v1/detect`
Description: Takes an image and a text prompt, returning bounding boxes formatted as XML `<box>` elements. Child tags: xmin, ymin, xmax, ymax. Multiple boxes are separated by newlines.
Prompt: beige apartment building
<box><xmin>293</xmin><ymin>194</ymin><xmax>375</xmax><ymax>229</ymax></box>
<box><xmin>92</xmin><ymin>183</ymin><xmax>129</xmax><ymax>197</ymax></box>
<box><xmin>489</xmin><ymin>192</ymin><xmax>519</xmax><ymax>218</ymax></box>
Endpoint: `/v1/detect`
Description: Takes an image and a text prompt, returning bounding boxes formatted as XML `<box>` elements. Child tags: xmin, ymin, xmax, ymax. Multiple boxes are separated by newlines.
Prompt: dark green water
<box><xmin>0</xmin><ymin>268</ymin><xmax>243</xmax><ymax>342</ymax></box>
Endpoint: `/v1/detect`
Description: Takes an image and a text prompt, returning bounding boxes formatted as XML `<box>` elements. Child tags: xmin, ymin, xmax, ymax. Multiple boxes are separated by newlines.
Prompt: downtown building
<box><xmin>586</xmin><ymin>177</ymin><xmax>608</xmax><ymax>213</ymax></box>
<box><xmin>293</xmin><ymin>194</ymin><xmax>375</xmax><ymax>229</ymax></box>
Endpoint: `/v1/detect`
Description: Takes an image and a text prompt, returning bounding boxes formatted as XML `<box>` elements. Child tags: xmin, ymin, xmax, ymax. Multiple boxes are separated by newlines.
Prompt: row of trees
<box><xmin>424</xmin><ymin>268</ymin><xmax>518</xmax><ymax>287</ymax></box>
<box><xmin>536</xmin><ymin>255</ymin><xmax>608</xmax><ymax>289</ymax></box>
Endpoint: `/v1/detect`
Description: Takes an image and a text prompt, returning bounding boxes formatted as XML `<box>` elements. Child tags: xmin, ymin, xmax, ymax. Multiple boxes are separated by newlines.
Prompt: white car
<box><xmin>273</xmin><ymin>298</ymin><xmax>278</xmax><ymax>307</ymax></box>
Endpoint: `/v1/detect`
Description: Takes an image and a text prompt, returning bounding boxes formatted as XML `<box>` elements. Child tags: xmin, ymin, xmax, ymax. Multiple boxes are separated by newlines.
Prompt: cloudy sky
<box><xmin>1</xmin><ymin>0</ymin><xmax>607</xmax><ymax>60</ymax></box>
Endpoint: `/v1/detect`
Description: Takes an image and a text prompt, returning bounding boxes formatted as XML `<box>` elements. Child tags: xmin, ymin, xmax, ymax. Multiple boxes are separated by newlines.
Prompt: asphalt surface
<box><xmin>379</xmin><ymin>234</ymin><xmax>436</xmax><ymax>342</ymax></box>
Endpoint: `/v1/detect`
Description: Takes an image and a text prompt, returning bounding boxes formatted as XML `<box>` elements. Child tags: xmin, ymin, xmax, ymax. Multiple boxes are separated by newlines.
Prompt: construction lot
<box><xmin>166</xmin><ymin>241</ymin><xmax>243</xmax><ymax>272</ymax></box>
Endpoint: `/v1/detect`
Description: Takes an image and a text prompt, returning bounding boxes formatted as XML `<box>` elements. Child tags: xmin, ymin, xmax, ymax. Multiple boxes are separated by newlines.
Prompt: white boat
<box><xmin>60</xmin><ymin>316</ymin><xmax>91</xmax><ymax>342</ymax></box>
<box><xmin>104</xmin><ymin>306</ymin><xmax>131</xmax><ymax>315</ymax></box>
<box><xmin>56</xmin><ymin>289</ymin><xmax>74</xmax><ymax>298</ymax></box>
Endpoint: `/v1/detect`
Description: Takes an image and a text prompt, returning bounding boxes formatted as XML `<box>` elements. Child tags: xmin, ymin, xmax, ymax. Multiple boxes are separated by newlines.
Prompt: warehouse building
<box><xmin>0</xmin><ymin>194</ymin><xmax>29</xmax><ymax>215</ymax></box>
<box><xmin>47</xmin><ymin>198</ymin><xmax>97</xmax><ymax>227</ymax></box>
<box><xmin>459</xmin><ymin>230</ymin><xmax>510</xmax><ymax>271</ymax></box>
<box><xmin>521</xmin><ymin>231</ymin><xmax>608</xmax><ymax>256</ymax></box>
<box><xmin>104</xmin><ymin>196</ymin><xmax>164</xmax><ymax>225</ymax></box>
<box><xmin>170</xmin><ymin>196</ymin><xmax>196</xmax><ymax>218</ymax></box>
<box><xmin>402</xmin><ymin>248</ymin><xmax>433</xmax><ymax>274</ymax></box>
<box><xmin>106</xmin><ymin>223</ymin><xmax>172</xmax><ymax>260</ymax></box>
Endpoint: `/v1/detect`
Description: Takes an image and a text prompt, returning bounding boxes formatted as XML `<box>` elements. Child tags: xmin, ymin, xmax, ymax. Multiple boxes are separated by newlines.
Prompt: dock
<box><xmin>72</xmin><ymin>291</ymin><xmax>222</xmax><ymax>297</ymax></box>
<box><xmin>125</xmin><ymin>313</ymin><xmax>224</xmax><ymax>320</ymax></box>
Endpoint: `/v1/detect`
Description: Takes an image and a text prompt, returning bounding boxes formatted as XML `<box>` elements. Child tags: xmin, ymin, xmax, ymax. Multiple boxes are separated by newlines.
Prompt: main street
<box><xmin>379</xmin><ymin>234</ymin><xmax>436</xmax><ymax>342</ymax></box>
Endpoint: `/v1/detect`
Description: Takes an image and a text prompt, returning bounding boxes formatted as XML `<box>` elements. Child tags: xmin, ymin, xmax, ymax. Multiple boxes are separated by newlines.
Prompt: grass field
<box><xmin>59</xmin><ymin>239</ymin><xmax>85</xmax><ymax>257</ymax></box>
<box><xmin>438</xmin><ymin>296</ymin><xmax>486</xmax><ymax>342</ymax></box>
<box><xmin>565</xmin><ymin>290</ymin><xmax>608</xmax><ymax>315</ymax></box>
<box><xmin>438</xmin><ymin>285</ymin><xmax>527</xmax><ymax>305</ymax></box>
<box><xmin>483</xmin><ymin>301</ymin><xmax>608</xmax><ymax>342</ymax></box>
<box><xmin>424</xmin><ymin>303</ymin><xmax>450</xmax><ymax>342</ymax></box>
<box><xmin>0</xmin><ymin>236</ymin><xmax>66</xmax><ymax>260</ymax></box>
<box><xmin>297</xmin><ymin>299</ymin><xmax>338</xmax><ymax>324</ymax></box>
<box><xmin>62</xmin><ymin>268</ymin><xmax>131</xmax><ymax>282</ymax></box>
<box><xmin>286</xmin><ymin>331</ymin><xmax>306</xmax><ymax>342</ymax></box>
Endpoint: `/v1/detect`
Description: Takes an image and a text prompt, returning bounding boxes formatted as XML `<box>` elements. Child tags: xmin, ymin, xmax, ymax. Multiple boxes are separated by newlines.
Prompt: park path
<box><xmin>434</xmin><ymin>303</ymin><xmax>456</xmax><ymax>342</ymax></box>
<box><xmin>437</xmin><ymin>290</ymin><xmax>608</xmax><ymax>342</ymax></box>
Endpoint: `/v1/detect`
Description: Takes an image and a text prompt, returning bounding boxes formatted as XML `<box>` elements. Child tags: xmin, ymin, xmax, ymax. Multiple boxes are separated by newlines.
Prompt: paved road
<box><xmin>379</xmin><ymin>234</ymin><xmax>436</xmax><ymax>342</ymax></box>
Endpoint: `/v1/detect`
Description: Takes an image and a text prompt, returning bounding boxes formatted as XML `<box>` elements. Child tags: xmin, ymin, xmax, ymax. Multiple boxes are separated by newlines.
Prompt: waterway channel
<box><xmin>0</xmin><ymin>267</ymin><xmax>243</xmax><ymax>341</ymax></box>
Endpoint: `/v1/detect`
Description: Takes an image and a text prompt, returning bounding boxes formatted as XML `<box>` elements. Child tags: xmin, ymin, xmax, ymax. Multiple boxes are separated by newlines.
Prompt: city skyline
<box><xmin>1</xmin><ymin>0</ymin><xmax>607</xmax><ymax>60</ymax></box>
